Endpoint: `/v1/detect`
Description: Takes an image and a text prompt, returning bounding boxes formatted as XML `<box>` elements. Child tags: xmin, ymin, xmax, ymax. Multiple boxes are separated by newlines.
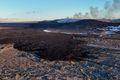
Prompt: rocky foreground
<box><xmin>0</xmin><ymin>59</ymin><xmax>120</xmax><ymax>80</ymax></box>
<box><xmin>0</xmin><ymin>44</ymin><xmax>120</xmax><ymax>80</ymax></box>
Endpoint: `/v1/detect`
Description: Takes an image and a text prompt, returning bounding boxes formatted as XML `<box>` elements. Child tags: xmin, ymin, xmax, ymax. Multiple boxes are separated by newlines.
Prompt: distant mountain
<box><xmin>0</xmin><ymin>22</ymin><xmax>34</xmax><ymax>28</ymax></box>
<box><xmin>30</xmin><ymin>19</ymin><xmax>120</xmax><ymax>29</ymax></box>
<box><xmin>0</xmin><ymin>19</ymin><xmax>120</xmax><ymax>29</ymax></box>
<box><xmin>97</xmin><ymin>19</ymin><xmax>112</xmax><ymax>22</ymax></box>
<box><xmin>111</xmin><ymin>19</ymin><xmax>120</xmax><ymax>23</ymax></box>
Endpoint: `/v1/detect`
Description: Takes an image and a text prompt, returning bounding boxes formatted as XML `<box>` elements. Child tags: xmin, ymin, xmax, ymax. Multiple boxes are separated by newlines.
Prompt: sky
<box><xmin>0</xmin><ymin>0</ymin><xmax>119</xmax><ymax>22</ymax></box>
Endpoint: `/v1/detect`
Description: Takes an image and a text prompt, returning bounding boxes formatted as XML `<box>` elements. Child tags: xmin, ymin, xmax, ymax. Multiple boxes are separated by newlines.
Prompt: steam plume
<box><xmin>73</xmin><ymin>0</ymin><xmax>120</xmax><ymax>19</ymax></box>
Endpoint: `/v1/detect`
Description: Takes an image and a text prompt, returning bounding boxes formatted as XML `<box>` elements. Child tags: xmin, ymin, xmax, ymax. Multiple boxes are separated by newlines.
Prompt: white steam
<box><xmin>73</xmin><ymin>0</ymin><xmax>120</xmax><ymax>19</ymax></box>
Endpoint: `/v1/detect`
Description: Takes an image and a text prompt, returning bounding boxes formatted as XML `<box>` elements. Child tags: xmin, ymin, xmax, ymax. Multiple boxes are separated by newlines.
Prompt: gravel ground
<box><xmin>0</xmin><ymin>57</ymin><xmax>120</xmax><ymax>80</ymax></box>
<box><xmin>0</xmin><ymin>44</ymin><xmax>120</xmax><ymax>80</ymax></box>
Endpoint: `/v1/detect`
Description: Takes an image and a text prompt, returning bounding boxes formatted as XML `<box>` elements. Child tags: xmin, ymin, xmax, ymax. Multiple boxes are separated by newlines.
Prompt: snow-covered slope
<box><xmin>56</xmin><ymin>18</ymin><xmax>80</xmax><ymax>23</ymax></box>
<box><xmin>107</xmin><ymin>25</ymin><xmax>120</xmax><ymax>32</ymax></box>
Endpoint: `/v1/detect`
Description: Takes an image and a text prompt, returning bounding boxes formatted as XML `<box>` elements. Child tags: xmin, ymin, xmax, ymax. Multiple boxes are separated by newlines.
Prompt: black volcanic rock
<box><xmin>13</xmin><ymin>35</ymin><xmax>92</xmax><ymax>61</ymax></box>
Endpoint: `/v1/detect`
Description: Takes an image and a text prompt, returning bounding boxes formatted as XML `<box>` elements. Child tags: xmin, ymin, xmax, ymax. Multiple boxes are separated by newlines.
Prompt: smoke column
<box><xmin>73</xmin><ymin>0</ymin><xmax>120</xmax><ymax>19</ymax></box>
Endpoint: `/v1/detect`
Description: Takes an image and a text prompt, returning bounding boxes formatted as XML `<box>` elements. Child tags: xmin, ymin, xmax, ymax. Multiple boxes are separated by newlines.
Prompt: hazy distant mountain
<box><xmin>111</xmin><ymin>19</ymin><xmax>120</xmax><ymax>23</ymax></box>
<box><xmin>0</xmin><ymin>22</ymin><xmax>34</xmax><ymax>28</ymax></box>
<box><xmin>30</xmin><ymin>19</ymin><xmax>120</xmax><ymax>29</ymax></box>
<box><xmin>97</xmin><ymin>19</ymin><xmax>112</xmax><ymax>22</ymax></box>
<box><xmin>0</xmin><ymin>19</ymin><xmax>120</xmax><ymax>29</ymax></box>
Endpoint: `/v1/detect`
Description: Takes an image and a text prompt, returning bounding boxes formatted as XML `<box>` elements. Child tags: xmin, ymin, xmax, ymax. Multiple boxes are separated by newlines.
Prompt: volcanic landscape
<box><xmin>0</xmin><ymin>19</ymin><xmax>120</xmax><ymax>80</ymax></box>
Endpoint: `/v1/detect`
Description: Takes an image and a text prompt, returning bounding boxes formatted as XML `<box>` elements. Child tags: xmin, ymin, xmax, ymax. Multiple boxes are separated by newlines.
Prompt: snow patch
<box><xmin>101</xmin><ymin>31</ymin><xmax>115</xmax><ymax>35</ymax></box>
<box><xmin>43</xmin><ymin>30</ymin><xmax>52</xmax><ymax>33</ymax></box>
<box><xmin>57</xmin><ymin>18</ymin><xmax>80</xmax><ymax>23</ymax></box>
<box><xmin>43</xmin><ymin>29</ymin><xmax>87</xmax><ymax>35</ymax></box>
<box><xmin>107</xmin><ymin>25</ymin><xmax>120</xmax><ymax>32</ymax></box>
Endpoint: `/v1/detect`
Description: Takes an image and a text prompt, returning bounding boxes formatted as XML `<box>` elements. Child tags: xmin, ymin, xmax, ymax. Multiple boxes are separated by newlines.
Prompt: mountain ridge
<box><xmin>0</xmin><ymin>19</ymin><xmax>120</xmax><ymax>29</ymax></box>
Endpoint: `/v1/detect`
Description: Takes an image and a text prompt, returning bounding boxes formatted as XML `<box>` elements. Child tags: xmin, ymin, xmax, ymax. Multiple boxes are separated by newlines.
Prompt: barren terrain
<box><xmin>0</xmin><ymin>27</ymin><xmax>120</xmax><ymax>80</ymax></box>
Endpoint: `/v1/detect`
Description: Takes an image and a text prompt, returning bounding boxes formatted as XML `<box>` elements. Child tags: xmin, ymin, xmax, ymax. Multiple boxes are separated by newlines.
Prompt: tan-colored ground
<box><xmin>0</xmin><ymin>44</ymin><xmax>36</xmax><ymax>68</ymax></box>
<box><xmin>0</xmin><ymin>27</ymin><xmax>14</xmax><ymax>29</ymax></box>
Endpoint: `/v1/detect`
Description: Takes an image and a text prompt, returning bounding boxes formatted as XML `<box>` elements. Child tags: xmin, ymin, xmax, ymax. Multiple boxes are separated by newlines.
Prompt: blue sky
<box><xmin>0</xmin><ymin>0</ymin><xmax>114</xmax><ymax>22</ymax></box>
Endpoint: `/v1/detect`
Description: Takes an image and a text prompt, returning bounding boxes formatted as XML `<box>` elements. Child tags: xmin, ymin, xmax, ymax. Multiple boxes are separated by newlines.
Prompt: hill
<box><xmin>0</xmin><ymin>19</ymin><xmax>120</xmax><ymax>29</ymax></box>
